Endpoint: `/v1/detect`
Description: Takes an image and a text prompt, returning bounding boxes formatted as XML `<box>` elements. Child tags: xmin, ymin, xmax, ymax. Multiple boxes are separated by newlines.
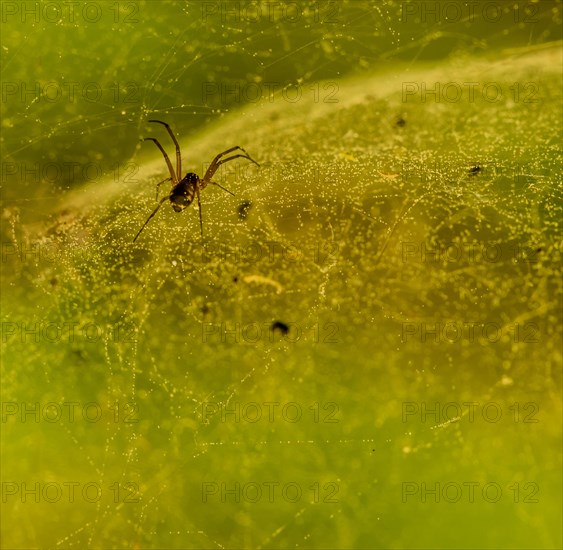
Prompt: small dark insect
<box><xmin>469</xmin><ymin>165</ymin><xmax>482</xmax><ymax>176</ymax></box>
<box><xmin>395</xmin><ymin>116</ymin><xmax>406</xmax><ymax>127</ymax></box>
<box><xmin>133</xmin><ymin>120</ymin><xmax>260</xmax><ymax>242</ymax></box>
<box><xmin>271</xmin><ymin>321</ymin><xmax>289</xmax><ymax>336</ymax></box>
<box><xmin>238</xmin><ymin>200</ymin><xmax>252</xmax><ymax>220</ymax></box>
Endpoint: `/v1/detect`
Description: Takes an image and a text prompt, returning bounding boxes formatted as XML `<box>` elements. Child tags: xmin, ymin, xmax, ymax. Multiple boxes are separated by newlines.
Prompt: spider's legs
<box><xmin>202</xmin><ymin>147</ymin><xmax>260</xmax><ymax>182</ymax></box>
<box><xmin>155</xmin><ymin>177</ymin><xmax>172</xmax><ymax>201</ymax></box>
<box><xmin>148</xmin><ymin>120</ymin><xmax>182</xmax><ymax>179</ymax></box>
<box><xmin>208</xmin><ymin>181</ymin><xmax>235</xmax><ymax>196</ymax></box>
<box><xmin>195</xmin><ymin>186</ymin><xmax>204</xmax><ymax>238</ymax></box>
<box><xmin>133</xmin><ymin>196</ymin><xmax>169</xmax><ymax>243</ymax></box>
<box><xmin>143</xmin><ymin>138</ymin><xmax>177</xmax><ymax>183</ymax></box>
<box><xmin>211</xmin><ymin>146</ymin><xmax>259</xmax><ymax>166</ymax></box>
<box><xmin>215</xmin><ymin>153</ymin><xmax>260</xmax><ymax>170</ymax></box>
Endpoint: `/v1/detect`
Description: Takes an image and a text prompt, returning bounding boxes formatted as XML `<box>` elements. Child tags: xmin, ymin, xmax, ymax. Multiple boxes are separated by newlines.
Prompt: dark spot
<box><xmin>201</xmin><ymin>304</ymin><xmax>210</xmax><ymax>315</ymax></box>
<box><xmin>71</xmin><ymin>348</ymin><xmax>87</xmax><ymax>362</ymax></box>
<box><xmin>271</xmin><ymin>321</ymin><xmax>289</xmax><ymax>335</ymax></box>
<box><xmin>50</xmin><ymin>277</ymin><xmax>58</xmax><ymax>286</ymax></box>
<box><xmin>536</xmin><ymin>247</ymin><xmax>543</xmax><ymax>253</ymax></box>
<box><xmin>232</xmin><ymin>276</ymin><xmax>239</xmax><ymax>283</ymax></box>
<box><xmin>238</xmin><ymin>200</ymin><xmax>252</xmax><ymax>220</ymax></box>
<box><xmin>395</xmin><ymin>116</ymin><xmax>406</xmax><ymax>127</ymax></box>
<box><xmin>469</xmin><ymin>165</ymin><xmax>482</xmax><ymax>176</ymax></box>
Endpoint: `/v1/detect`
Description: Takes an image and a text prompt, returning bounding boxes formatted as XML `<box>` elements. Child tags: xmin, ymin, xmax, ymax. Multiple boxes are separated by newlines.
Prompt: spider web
<box><xmin>1</xmin><ymin>1</ymin><xmax>562</xmax><ymax>548</ymax></box>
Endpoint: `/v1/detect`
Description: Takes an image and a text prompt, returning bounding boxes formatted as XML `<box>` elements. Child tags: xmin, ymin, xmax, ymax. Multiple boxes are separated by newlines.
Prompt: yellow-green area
<box><xmin>1</xmin><ymin>40</ymin><xmax>562</xmax><ymax>550</ymax></box>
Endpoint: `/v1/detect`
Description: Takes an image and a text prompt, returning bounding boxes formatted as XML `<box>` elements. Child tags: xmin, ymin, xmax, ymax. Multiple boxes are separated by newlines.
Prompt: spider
<box><xmin>132</xmin><ymin>119</ymin><xmax>260</xmax><ymax>242</ymax></box>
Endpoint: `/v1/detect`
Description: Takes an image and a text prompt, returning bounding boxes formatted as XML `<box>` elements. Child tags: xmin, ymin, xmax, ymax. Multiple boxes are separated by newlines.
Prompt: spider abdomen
<box><xmin>170</xmin><ymin>173</ymin><xmax>199</xmax><ymax>211</ymax></box>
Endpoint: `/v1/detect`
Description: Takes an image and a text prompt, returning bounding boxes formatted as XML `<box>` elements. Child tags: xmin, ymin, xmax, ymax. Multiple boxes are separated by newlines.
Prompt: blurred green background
<box><xmin>2</xmin><ymin>0</ymin><xmax>561</xmax><ymax>204</ymax></box>
<box><xmin>1</xmin><ymin>1</ymin><xmax>562</xmax><ymax>548</ymax></box>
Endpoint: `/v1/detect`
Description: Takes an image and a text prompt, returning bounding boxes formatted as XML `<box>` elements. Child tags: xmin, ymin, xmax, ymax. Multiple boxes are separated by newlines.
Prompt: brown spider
<box><xmin>133</xmin><ymin>119</ymin><xmax>259</xmax><ymax>242</ymax></box>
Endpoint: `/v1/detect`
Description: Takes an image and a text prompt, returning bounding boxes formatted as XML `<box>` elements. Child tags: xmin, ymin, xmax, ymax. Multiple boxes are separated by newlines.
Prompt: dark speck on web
<box><xmin>238</xmin><ymin>200</ymin><xmax>252</xmax><ymax>220</ymax></box>
<box><xmin>271</xmin><ymin>320</ymin><xmax>289</xmax><ymax>335</ymax></box>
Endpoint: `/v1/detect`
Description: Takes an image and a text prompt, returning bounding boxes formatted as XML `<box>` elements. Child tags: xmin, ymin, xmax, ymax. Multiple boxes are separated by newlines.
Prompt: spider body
<box><xmin>133</xmin><ymin>120</ymin><xmax>259</xmax><ymax>242</ymax></box>
<box><xmin>170</xmin><ymin>173</ymin><xmax>199</xmax><ymax>212</ymax></box>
